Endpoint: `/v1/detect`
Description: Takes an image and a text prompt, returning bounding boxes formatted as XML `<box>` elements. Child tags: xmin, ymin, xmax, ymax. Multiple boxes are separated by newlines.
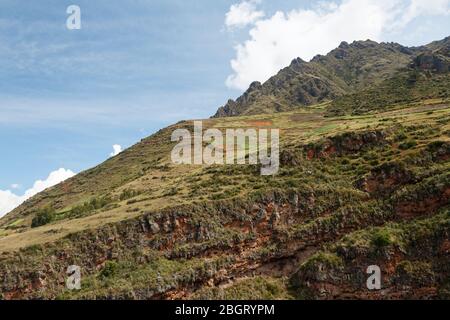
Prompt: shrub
<box><xmin>164</xmin><ymin>187</ymin><xmax>178</xmax><ymax>197</ymax></box>
<box><xmin>31</xmin><ymin>207</ymin><xmax>56</xmax><ymax>228</ymax></box>
<box><xmin>301</xmin><ymin>252</ymin><xmax>344</xmax><ymax>271</ymax></box>
<box><xmin>395</xmin><ymin>132</ymin><xmax>408</xmax><ymax>142</ymax></box>
<box><xmin>371</xmin><ymin>229</ymin><xmax>392</xmax><ymax>248</ymax></box>
<box><xmin>427</xmin><ymin>140</ymin><xmax>446</xmax><ymax>152</ymax></box>
<box><xmin>69</xmin><ymin>196</ymin><xmax>112</xmax><ymax>218</ymax></box>
<box><xmin>119</xmin><ymin>189</ymin><xmax>141</xmax><ymax>201</ymax></box>
<box><xmin>395</xmin><ymin>260</ymin><xmax>435</xmax><ymax>285</ymax></box>
<box><xmin>399</xmin><ymin>139</ymin><xmax>417</xmax><ymax>150</ymax></box>
<box><xmin>99</xmin><ymin>261</ymin><xmax>119</xmax><ymax>279</ymax></box>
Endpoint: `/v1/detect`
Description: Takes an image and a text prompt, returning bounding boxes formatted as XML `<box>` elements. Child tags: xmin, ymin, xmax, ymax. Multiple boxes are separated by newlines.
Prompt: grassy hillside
<box><xmin>0</xmin><ymin>98</ymin><xmax>448</xmax><ymax>299</ymax></box>
<box><xmin>0</xmin><ymin>37</ymin><xmax>449</xmax><ymax>300</ymax></box>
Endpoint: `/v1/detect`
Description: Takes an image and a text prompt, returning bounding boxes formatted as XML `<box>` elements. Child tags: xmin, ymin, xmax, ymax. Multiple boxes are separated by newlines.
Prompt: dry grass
<box><xmin>0</xmin><ymin>102</ymin><xmax>448</xmax><ymax>252</ymax></box>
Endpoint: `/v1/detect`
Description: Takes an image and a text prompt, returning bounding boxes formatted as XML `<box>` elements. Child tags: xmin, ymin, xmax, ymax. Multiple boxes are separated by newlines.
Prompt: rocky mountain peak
<box><xmin>212</xmin><ymin>37</ymin><xmax>442</xmax><ymax>118</ymax></box>
<box><xmin>248</xmin><ymin>81</ymin><xmax>262</xmax><ymax>92</ymax></box>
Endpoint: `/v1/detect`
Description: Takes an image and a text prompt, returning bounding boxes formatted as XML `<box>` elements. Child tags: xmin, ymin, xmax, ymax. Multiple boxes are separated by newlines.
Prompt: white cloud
<box><xmin>391</xmin><ymin>0</ymin><xmax>450</xmax><ymax>29</ymax></box>
<box><xmin>225</xmin><ymin>0</ymin><xmax>450</xmax><ymax>90</ymax></box>
<box><xmin>0</xmin><ymin>190</ymin><xmax>23</xmax><ymax>219</ymax></box>
<box><xmin>110</xmin><ymin>144</ymin><xmax>122</xmax><ymax>157</ymax></box>
<box><xmin>10</xmin><ymin>184</ymin><xmax>20</xmax><ymax>189</ymax></box>
<box><xmin>0</xmin><ymin>168</ymin><xmax>75</xmax><ymax>218</ymax></box>
<box><xmin>22</xmin><ymin>168</ymin><xmax>76</xmax><ymax>199</ymax></box>
<box><xmin>225</xmin><ymin>0</ymin><xmax>265</xmax><ymax>29</ymax></box>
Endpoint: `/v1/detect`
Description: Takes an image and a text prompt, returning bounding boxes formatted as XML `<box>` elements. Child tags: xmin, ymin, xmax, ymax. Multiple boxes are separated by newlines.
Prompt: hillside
<box><xmin>0</xmin><ymin>37</ymin><xmax>449</xmax><ymax>300</ymax></box>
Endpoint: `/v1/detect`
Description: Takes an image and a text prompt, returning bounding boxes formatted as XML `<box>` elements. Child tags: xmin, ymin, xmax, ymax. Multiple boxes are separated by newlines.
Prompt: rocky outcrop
<box><xmin>2</xmin><ymin>173</ymin><xmax>448</xmax><ymax>300</ymax></box>
<box><xmin>392</xmin><ymin>173</ymin><xmax>450</xmax><ymax>220</ymax></box>
<box><xmin>0</xmin><ymin>190</ymin><xmax>321</xmax><ymax>299</ymax></box>
<box><xmin>214</xmin><ymin>82</ymin><xmax>263</xmax><ymax>117</ymax></box>
<box><xmin>290</xmin><ymin>211</ymin><xmax>450</xmax><ymax>300</ymax></box>
<box><xmin>304</xmin><ymin>130</ymin><xmax>388</xmax><ymax>159</ymax></box>
<box><xmin>413</xmin><ymin>52</ymin><xmax>449</xmax><ymax>74</ymax></box>
<box><xmin>413</xmin><ymin>41</ymin><xmax>449</xmax><ymax>74</ymax></box>
<box><xmin>356</xmin><ymin>162</ymin><xmax>415</xmax><ymax>196</ymax></box>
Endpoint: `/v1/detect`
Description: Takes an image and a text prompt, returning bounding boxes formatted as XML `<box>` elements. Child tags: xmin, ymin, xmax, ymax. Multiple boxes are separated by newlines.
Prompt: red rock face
<box><xmin>356</xmin><ymin>162</ymin><xmax>415</xmax><ymax>196</ymax></box>
<box><xmin>307</xmin><ymin>149</ymin><xmax>315</xmax><ymax>160</ymax></box>
<box><xmin>395</xmin><ymin>187</ymin><xmax>450</xmax><ymax>219</ymax></box>
<box><xmin>305</xmin><ymin>130</ymin><xmax>388</xmax><ymax>159</ymax></box>
<box><xmin>293</xmin><ymin>235</ymin><xmax>449</xmax><ymax>300</ymax></box>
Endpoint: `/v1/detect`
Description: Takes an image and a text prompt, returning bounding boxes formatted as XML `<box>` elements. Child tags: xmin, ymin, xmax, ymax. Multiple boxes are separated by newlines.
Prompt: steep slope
<box><xmin>213</xmin><ymin>40</ymin><xmax>419</xmax><ymax>117</ymax></box>
<box><xmin>0</xmin><ymin>125</ymin><xmax>180</xmax><ymax>229</ymax></box>
<box><xmin>0</xmin><ymin>37</ymin><xmax>449</xmax><ymax>300</ymax></box>
<box><xmin>0</xmin><ymin>100</ymin><xmax>449</xmax><ymax>299</ymax></box>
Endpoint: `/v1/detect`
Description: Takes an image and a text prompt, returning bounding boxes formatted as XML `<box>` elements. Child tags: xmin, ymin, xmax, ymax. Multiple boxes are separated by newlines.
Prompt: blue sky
<box><xmin>0</xmin><ymin>0</ymin><xmax>237</xmax><ymax>190</ymax></box>
<box><xmin>0</xmin><ymin>0</ymin><xmax>449</xmax><ymax>215</ymax></box>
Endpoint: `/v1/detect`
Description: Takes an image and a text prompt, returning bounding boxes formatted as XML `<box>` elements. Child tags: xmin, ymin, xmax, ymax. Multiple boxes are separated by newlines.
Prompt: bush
<box><xmin>99</xmin><ymin>261</ymin><xmax>119</xmax><ymax>279</ymax></box>
<box><xmin>399</xmin><ymin>140</ymin><xmax>417</xmax><ymax>150</ymax></box>
<box><xmin>164</xmin><ymin>187</ymin><xmax>178</xmax><ymax>197</ymax></box>
<box><xmin>69</xmin><ymin>196</ymin><xmax>112</xmax><ymax>218</ymax></box>
<box><xmin>427</xmin><ymin>140</ymin><xmax>446</xmax><ymax>152</ymax></box>
<box><xmin>301</xmin><ymin>252</ymin><xmax>344</xmax><ymax>271</ymax></box>
<box><xmin>119</xmin><ymin>189</ymin><xmax>141</xmax><ymax>201</ymax></box>
<box><xmin>395</xmin><ymin>132</ymin><xmax>408</xmax><ymax>142</ymax></box>
<box><xmin>31</xmin><ymin>207</ymin><xmax>56</xmax><ymax>228</ymax></box>
<box><xmin>371</xmin><ymin>229</ymin><xmax>392</xmax><ymax>248</ymax></box>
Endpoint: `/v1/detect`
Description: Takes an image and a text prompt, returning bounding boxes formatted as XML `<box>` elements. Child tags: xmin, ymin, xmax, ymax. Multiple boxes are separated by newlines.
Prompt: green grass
<box><xmin>191</xmin><ymin>276</ymin><xmax>293</xmax><ymax>300</ymax></box>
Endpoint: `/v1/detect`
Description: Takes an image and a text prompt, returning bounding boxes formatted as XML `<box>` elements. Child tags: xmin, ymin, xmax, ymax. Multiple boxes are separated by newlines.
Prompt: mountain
<box><xmin>0</xmin><ymin>37</ymin><xmax>449</xmax><ymax>300</ymax></box>
<box><xmin>326</xmin><ymin>38</ymin><xmax>450</xmax><ymax>116</ymax></box>
<box><xmin>213</xmin><ymin>37</ymin><xmax>450</xmax><ymax>118</ymax></box>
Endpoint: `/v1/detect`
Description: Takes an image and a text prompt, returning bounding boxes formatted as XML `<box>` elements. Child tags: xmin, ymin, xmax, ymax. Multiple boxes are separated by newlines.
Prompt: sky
<box><xmin>0</xmin><ymin>0</ymin><xmax>449</xmax><ymax>216</ymax></box>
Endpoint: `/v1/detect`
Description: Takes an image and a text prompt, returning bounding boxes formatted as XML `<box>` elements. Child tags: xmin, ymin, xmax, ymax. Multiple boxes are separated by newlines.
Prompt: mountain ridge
<box><xmin>213</xmin><ymin>37</ymin><xmax>449</xmax><ymax>118</ymax></box>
